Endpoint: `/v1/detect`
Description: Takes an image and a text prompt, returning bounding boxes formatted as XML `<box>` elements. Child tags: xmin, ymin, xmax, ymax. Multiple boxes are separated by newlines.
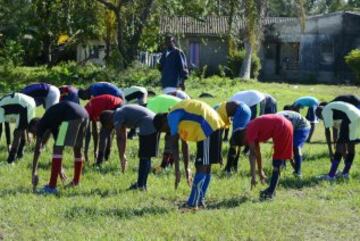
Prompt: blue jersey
<box><xmin>22</xmin><ymin>83</ymin><xmax>50</xmax><ymax>106</ymax></box>
<box><xmin>89</xmin><ymin>82</ymin><xmax>123</xmax><ymax>99</ymax></box>
<box><xmin>294</xmin><ymin>96</ymin><xmax>319</xmax><ymax>108</ymax></box>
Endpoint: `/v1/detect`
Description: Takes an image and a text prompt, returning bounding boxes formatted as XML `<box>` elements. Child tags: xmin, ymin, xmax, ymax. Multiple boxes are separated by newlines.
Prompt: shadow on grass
<box><xmin>61</xmin><ymin>188</ymin><xmax>128</xmax><ymax>198</ymax></box>
<box><xmin>206</xmin><ymin>195</ymin><xmax>251</xmax><ymax>210</ymax></box>
<box><xmin>278</xmin><ymin>176</ymin><xmax>321</xmax><ymax>189</ymax></box>
<box><xmin>303</xmin><ymin>151</ymin><xmax>330</xmax><ymax>163</ymax></box>
<box><xmin>64</xmin><ymin>206</ymin><xmax>169</xmax><ymax>219</ymax></box>
<box><xmin>0</xmin><ymin>186</ymin><xmax>32</xmax><ymax>197</ymax></box>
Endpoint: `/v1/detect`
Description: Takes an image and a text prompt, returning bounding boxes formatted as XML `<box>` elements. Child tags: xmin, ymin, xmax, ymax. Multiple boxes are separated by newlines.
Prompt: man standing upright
<box><xmin>159</xmin><ymin>35</ymin><xmax>188</xmax><ymax>92</ymax></box>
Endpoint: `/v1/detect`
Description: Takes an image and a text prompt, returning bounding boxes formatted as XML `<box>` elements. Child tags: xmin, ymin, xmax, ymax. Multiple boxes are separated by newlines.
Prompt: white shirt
<box><xmin>230</xmin><ymin>90</ymin><xmax>265</xmax><ymax>107</ymax></box>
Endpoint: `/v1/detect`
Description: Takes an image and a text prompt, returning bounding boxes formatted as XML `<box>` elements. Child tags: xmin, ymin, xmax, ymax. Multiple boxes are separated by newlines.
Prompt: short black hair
<box><xmin>315</xmin><ymin>106</ymin><xmax>324</xmax><ymax>119</ymax></box>
<box><xmin>319</xmin><ymin>101</ymin><xmax>328</xmax><ymax>107</ymax></box>
<box><xmin>78</xmin><ymin>88</ymin><xmax>89</xmax><ymax>100</ymax></box>
<box><xmin>283</xmin><ymin>104</ymin><xmax>293</xmax><ymax>111</ymax></box>
<box><xmin>153</xmin><ymin>113</ymin><xmax>168</xmax><ymax>131</ymax></box>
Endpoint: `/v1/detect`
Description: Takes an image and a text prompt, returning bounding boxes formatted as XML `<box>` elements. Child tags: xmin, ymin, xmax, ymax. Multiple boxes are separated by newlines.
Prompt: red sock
<box><xmin>73</xmin><ymin>158</ymin><xmax>83</xmax><ymax>185</ymax></box>
<box><xmin>49</xmin><ymin>155</ymin><xmax>62</xmax><ymax>188</ymax></box>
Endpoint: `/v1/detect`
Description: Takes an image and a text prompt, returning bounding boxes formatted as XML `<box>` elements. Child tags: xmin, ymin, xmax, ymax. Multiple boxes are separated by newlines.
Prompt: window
<box><xmin>189</xmin><ymin>41</ymin><xmax>200</xmax><ymax>67</ymax></box>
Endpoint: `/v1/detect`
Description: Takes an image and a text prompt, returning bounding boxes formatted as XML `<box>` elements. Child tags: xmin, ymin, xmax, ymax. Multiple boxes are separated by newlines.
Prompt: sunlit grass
<box><xmin>0</xmin><ymin>79</ymin><xmax>360</xmax><ymax>240</ymax></box>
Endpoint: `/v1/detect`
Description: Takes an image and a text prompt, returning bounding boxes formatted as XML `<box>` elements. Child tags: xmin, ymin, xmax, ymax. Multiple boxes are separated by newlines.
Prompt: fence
<box><xmin>137</xmin><ymin>51</ymin><xmax>162</xmax><ymax>68</ymax></box>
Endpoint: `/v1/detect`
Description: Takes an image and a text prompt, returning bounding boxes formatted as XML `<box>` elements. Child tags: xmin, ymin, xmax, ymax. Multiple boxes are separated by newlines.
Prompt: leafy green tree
<box><xmin>95</xmin><ymin>0</ymin><xmax>155</xmax><ymax>69</ymax></box>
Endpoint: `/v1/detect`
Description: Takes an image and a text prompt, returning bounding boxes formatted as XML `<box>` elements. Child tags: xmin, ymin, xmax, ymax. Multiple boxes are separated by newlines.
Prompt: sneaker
<box><xmin>127</xmin><ymin>183</ymin><xmax>147</xmax><ymax>191</ymax></box>
<box><xmin>65</xmin><ymin>180</ymin><xmax>79</xmax><ymax>188</ymax></box>
<box><xmin>293</xmin><ymin>171</ymin><xmax>302</xmax><ymax>178</ymax></box>
<box><xmin>317</xmin><ymin>174</ymin><xmax>336</xmax><ymax>181</ymax></box>
<box><xmin>179</xmin><ymin>202</ymin><xmax>198</xmax><ymax>212</ymax></box>
<box><xmin>198</xmin><ymin>199</ymin><xmax>207</xmax><ymax>209</ymax></box>
<box><xmin>336</xmin><ymin>172</ymin><xmax>350</xmax><ymax>180</ymax></box>
<box><xmin>259</xmin><ymin>189</ymin><xmax>275</xmax><ymax>201</ymax></box>
<box><xmin>38</xmin><ymin>185</ymin><xmax>58</xmax><ymax>195</ymax></box>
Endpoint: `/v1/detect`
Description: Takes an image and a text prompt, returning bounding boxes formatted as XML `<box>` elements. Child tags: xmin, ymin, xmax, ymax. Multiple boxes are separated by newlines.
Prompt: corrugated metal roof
<box><xmin>160</xmin><ymin>16</ymin><xmax>299</xmax><ymax>35</ymax></box>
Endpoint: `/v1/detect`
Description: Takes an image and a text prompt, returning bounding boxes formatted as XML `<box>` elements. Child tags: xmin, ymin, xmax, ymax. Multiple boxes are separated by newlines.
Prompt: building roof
<box><xmin>160</xmin><ymin>16</ymin><xmax>298</xmax><ymax>36</ymax></box>
<box><xmin>160</xmin><ymin>11</ymin><xmax>360</xmax><ymax>36</ymax></box>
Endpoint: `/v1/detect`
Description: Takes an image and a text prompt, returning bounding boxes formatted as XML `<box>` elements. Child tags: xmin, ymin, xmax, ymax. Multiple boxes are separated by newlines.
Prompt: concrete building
<box><xmin>160</xmin><ymin>11</ymin><xmax>360</xmax><ymax>82</ymax></box>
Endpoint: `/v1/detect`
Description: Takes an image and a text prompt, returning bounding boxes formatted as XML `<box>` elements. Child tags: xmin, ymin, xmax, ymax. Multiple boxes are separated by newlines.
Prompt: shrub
<box><xmin>0</xmin><ymin>40</ymin><xmax>24</xmax><ymax>66</ymax></box>
<box><xmin>0</xmin><ymin>61</ymin><xmax>161</xmax><ymax>92</ymax></box>
<box><xmin>345</xmin><ymin>49</ymin><xmax>360</xmax><ymax>84</ymax></box>
<box><xmin>227</xmin><ymin>49</ymin><xmax>261</xmax><ymax>79</ymax></box>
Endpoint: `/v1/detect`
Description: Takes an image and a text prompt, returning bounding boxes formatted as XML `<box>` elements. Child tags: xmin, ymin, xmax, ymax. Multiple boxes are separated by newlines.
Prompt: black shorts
<box><xmin>2</xmin><ymin>104</ymin><xmax>28</xmax><ymax>129</ymax></box>
<box><xmin>196</xmin><ymin>129</ymin><xmax>223</xmax><ymax>166</ymax></box>
<box><xmin>138</xmin><ymin>132</ymin><xmax>160</xmax><ymax>158</ymax></box>
<box><xmin>54</xmin><ymin>118</ymin><xmax>89</xmax><ymax>148</ymax></box>
<box><xmin>337</xmin><ymin>119</ymin><xmax>360</xmax><ymax>144</ymax></box>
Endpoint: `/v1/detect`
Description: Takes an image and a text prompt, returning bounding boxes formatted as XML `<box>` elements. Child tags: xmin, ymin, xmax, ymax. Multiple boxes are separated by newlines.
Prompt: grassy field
<box><xmin>1</xmin><ymin>79</ymin><xmax>360</xmax><ymax>241</ymax></box>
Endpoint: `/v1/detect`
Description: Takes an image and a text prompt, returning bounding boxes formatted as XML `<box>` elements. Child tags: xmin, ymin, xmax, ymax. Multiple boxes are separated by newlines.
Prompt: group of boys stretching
<box><xmin>0</xmin><ymin>82</ymin><xmax>359</xmax><ymax>210</ymax></box>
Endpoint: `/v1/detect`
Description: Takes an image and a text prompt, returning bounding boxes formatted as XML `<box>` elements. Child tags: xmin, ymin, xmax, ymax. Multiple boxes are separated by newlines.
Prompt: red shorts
<box><xmin>272</xmin><ymin>118</ymin><xmax>293</xmax><ymax>160</ymax></box>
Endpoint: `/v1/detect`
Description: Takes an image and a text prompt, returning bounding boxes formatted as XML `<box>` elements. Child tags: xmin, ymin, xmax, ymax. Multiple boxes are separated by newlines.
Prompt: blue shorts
<box><xmin>294</xmin><ymin>128</ymin><xmax>311</xmax><ymax>148</ymax></box>
<box><xmin>305</xmin><ymin>106</ymin><xmax>318</xmax><ymax>123</ymax></box>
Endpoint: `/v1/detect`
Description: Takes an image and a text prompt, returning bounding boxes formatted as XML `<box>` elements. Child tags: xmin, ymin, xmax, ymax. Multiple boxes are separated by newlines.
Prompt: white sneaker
<box><xmin>317</xmin><ymin>174</ymin><xmax>336</xmax><ymax>181</ymax></box>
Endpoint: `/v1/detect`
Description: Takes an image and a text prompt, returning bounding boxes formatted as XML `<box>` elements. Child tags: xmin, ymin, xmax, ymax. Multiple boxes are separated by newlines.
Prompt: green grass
<box><xmin>1</xmin><ymin>79</ymin><xmax>360</xmax><ymax>241</ymax></box>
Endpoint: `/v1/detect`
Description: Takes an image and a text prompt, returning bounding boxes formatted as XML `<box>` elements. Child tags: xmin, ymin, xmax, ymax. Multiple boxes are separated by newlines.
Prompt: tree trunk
<box><xmin>115</xmin><ymin>12</ymin><xmax>126</xmax><ymax>68</ymax></box>
<box><xmin>239</xmin><ymin>40</ymin><xmax>253</xmax><ymax>79</ymax></box>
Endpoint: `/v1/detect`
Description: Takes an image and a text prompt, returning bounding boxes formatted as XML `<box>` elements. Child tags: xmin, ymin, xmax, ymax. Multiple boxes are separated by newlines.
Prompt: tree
<box><xmin>95</xmin><ymin>0</ymin><xmax>155</xmax><ymax>68</ymax></box>
<box><xmin>238</xmin><ymin>0</ymin><xmax>305</xmax><ymax>79</ymax></box>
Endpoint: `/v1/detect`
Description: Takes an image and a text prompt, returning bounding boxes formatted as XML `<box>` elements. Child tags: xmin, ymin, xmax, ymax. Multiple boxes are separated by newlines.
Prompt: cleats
<box><xmin>38</xmin><ymin>185</ymin><xmax>58</xmax><ymax>195</ymax></box>
<box><xmin>259</xmin><ymin>189</ymin><xmax>275</xmax><ymax>201</ymax></box>
<box><xmin>317</xmin><ymin>174</ymin><xmax>336</xmax><ymax>181</ymax></box>
<box><xmin>127</xmin><ymin>183</ymin><xmax>147</xmax><ymax>191</ymax></box>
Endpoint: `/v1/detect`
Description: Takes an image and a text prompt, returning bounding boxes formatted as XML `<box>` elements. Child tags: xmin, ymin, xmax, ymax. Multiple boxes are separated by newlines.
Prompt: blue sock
<box><xmin>137</xmin><ymin>159</ymin><xmax>151</xmax><ymax>188</ymax></box>
<box><xmin>200</xmin><ymin>174</ymin><xmax>211</xmax><ymax>202</ymax></box>
<box><xmin>294</xmin><ymin>153</ymin><xmax>302</xmax><ymax>174</ymax></box>
<box><xmin>187</xmin><ymin>172</ymin><xmax>207</xmax><ymax>207</ymax></box>
<box><xmin>329</xmin><ymin>159</ymin><xmax>340</xmax><ymax>177</ymax></box>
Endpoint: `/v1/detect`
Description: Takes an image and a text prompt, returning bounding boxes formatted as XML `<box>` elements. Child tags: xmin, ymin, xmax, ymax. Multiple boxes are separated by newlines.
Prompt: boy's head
<box><xmin>100</xmin><ymin>110</ymin><xmax>115</xmax><ymax>130</ymax></box>
<box><xmin>164</xmin><ymin>35</ymin><xmax>176</xmax><ymax>49</ymax></box>
<box><xmin>78</xmin><ymin>88</ymin><xmax>91</xmax><ymax>100</ymax></box>
<box><xmin>230</xmin><ymin>129</ymin><xmax>247</xmax><ymax>146</ymax></box>
<box><xmin>315</xmin><ymin>106</ymin><xmax>324</xmax><ymax>120</ymax></box>
<box><xmin>28</xmin><ymin>118</ymin><xmax>41</xmax><ymax>135</ymax></box>
<box><xmin>283</xmin><ymin>104</ymin><xmax>294</xmax><ymax>111</ymax></box>
<box><xmin>153</xmin><ymin>113</ymin><xmax>169</xmax><ymax>132</ymax></box>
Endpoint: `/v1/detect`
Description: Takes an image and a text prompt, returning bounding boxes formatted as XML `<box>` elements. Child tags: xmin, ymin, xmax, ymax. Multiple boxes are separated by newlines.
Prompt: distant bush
<box><xmin>0</xmin><ymin>40</ymin><xmax>24</xmax><ymax>66</ymax></box>
<box><xmin>0</xmin><ymin>61</ymin><xmax>161</xmax><ymax>92</ymax></box>
<box><xmin>227</xmin><ymin>49</ymin><xmax>261</xmax><ymax>79</ymax></box>
<box><xmin>345</xmin><ymin>49</ymin><xmax>360</xmax><ymax>85</ymax></box>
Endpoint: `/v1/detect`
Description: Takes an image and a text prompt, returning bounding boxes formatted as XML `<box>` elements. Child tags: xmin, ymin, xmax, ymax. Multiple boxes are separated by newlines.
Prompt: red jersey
<box><xmin>246</xmin><ymin>114</ymin><xmax>293</xmax><ymax>160</ymax></box>
<box><xmin>85</xmin><ymin>94</ymin><xmax>123</xmax><ymax>121</ymax></box>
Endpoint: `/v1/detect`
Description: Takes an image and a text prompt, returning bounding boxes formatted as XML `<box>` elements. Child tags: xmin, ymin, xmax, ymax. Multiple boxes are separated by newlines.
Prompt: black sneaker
<box><xmin>7</xmin><ymin>152</ymin><xmax>16</xmax><ymax>164</ymax></box>
<box><xmin>179</xmin><ymin>202</ymin><xmax>198</xmax><ymax>212</ymax></box>
<box><xmin>127</xmin><ymin>183</ymin><xmax>146</xmax><ymax>191</ymax></box>
<box><xmin>259</xmin><ymin>189</ymin><xmax>275</xmax><ymax>201</ymax></box>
